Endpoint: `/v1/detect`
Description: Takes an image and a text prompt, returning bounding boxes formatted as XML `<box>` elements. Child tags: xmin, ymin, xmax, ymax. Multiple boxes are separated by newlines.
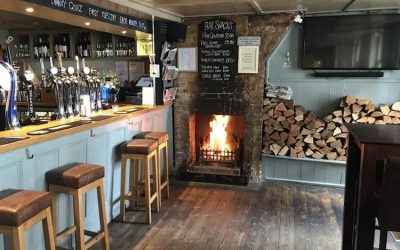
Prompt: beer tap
<box><xmin>78</xmin><ymin>58</ymin><xmax>92</xmax><ymax>116</ymax></box>
<box><xmin>18</xmin><ymin>70</ymin><xmax>48</xmax><ymax>125</ymax></box>
<box><xmin>72</xmin><ymin>56</ymin><xmax>81</xmax><ymax>115</ymax></box>
<box><xmin>65</xmin><ymin>67</ymin><xmax>74</xmax><ymax>118</ymax></box>
<box><xmin>20</xmin><ymin>70</ymin><xmax>34</xmax><ymax>119</ymax></box>
<box><xmin>0</xmin><ymin>61</ymin><xmax>20</xmax><ymax>130</ymax></box>
<box><xmin>81</xmin><ymin>58</ymin><xmax>96</xmax><ymax>113</ymax></box>
<box><xmin>39</xmin><ymin>58</ymin><xmax>48</xmax><ymax>88</ymax></box>
<box><xmin>0</xmin><ymin>36</ymin><xmax>20</xmax><ymax>130</ymax></box>
<box><xmin>54</xmin><ymin>52</ymin><xmax>66</xmax><ymax>119</ymax></box>
<box><xmin>95</xmin><ymin>76</ymin><xmax>102</xmax><ymax>112</ymax></box>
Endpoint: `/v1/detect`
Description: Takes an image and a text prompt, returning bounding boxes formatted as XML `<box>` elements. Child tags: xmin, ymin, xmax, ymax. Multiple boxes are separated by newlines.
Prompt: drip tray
<box><xmin>27</xmin><ymin>121</ymin><xmax>92</xmax><ymax>135</ymax></box>
<box><xmin>0</xmin><ymin>137</ymin><xmax>29</xmax><ymax>145</ymax></box>
<box><xmin>81</xmin><ymin>115</ymin><xmax>115</xmax><ymax>122</ymax></box>
<box><xmin>114</xmin><ymin>107</ymin><xmax>147</xmax><ymax>114</ymax></box>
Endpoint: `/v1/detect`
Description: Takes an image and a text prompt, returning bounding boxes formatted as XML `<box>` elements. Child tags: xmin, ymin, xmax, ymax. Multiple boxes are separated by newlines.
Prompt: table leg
<box><xmin>342</xmin><ymin>135</ymin><xmax>361</xmax><ymax>250</ymax></box>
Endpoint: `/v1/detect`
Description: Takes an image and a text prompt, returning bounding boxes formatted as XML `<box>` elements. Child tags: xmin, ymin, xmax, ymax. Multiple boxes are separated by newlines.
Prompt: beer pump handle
<box><xmin>56</xmin><ymin>51</ymin><xmax>63</xmax><ymax>68</ymax></box>
<box><xmin>75</xmin><ymin>56</ymin><xmax>80</xmax><ymax>76</ymax></box>
<box><xmin>49</xmin><ymin>57</ymin><xmax>54</xmax><ymax>68</ymax></box>
<box><xmin>40</xmin><ymin>58</ymin><xmax>45</xmax><ymax>75</ymax></box>
<box><xmin>82</xmin><ymin>58</ymin><xmax>86</xmax><ymax>70</ymax></box>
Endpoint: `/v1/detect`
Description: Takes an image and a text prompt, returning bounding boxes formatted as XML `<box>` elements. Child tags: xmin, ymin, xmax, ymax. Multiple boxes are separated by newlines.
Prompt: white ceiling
<box><xmin>121</xmin><ymin>0</ymin><xmax>400</xmax><ymax>19</ymax></box>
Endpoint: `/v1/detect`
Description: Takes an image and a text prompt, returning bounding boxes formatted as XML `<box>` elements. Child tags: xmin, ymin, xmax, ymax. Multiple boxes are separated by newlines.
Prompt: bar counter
<box><xmin>0</xmin><ymin>104</ymin><xmax>169</xmax><ymax>153</ymax></box>
<box><xmin>0</xmin><ymin>104</ymin><xmax>172</xmax><ymax>250</ymax></box>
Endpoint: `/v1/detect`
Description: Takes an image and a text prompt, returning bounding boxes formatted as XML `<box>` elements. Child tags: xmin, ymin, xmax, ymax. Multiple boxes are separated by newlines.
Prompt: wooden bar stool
<box><xmin>135</xmin><ymin>132</ymin><xmax>169</xmax><ymax>208</ymax></box>
<box><xmin>0</xmin><ymin>189</ymin><xmax>55</xmax><ymax>250</ymax></box>
<box><xmin>120</xmin><ymin>139</ymin><xmax>159</xmax><ymax>224</ymax></box>
<box><xmin>45</xmin><ymin>163</ymin><xmax>109</xmax><ymax>250</ymax></box>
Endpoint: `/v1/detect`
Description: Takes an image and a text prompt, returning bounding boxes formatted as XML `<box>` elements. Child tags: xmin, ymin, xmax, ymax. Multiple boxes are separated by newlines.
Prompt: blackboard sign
<box><xmin>23</xmin><ymin>0</ymin><xmax>151</xmax><ymax>33</ymax></box>
<box><xmin>198</xmin><ymin>18</ymin><xmax>236</xmax><ymax>82</ymax></box>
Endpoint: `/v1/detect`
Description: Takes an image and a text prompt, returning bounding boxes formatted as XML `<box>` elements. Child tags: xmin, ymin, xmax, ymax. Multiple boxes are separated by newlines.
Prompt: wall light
<box><xmin>25</xmin><ymin>7</ymin><xmax>34</xmax><ymax>13</ymax></box>
<box><xmin>121</xmin><ymin>30</ymin><xmax>127</xmax><ymax>35</ymax></box>
<box><xmin>84</xmin><ymin>22</ymin><xmax>91</xmax><ymax>26</ymax></box>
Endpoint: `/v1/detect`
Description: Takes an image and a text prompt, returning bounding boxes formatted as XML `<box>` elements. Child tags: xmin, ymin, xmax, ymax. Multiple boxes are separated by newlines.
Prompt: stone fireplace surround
<box><xmin>174</xmin><ymin>14</ymin><xmax>294</xmax><ymax>182</ymax></box>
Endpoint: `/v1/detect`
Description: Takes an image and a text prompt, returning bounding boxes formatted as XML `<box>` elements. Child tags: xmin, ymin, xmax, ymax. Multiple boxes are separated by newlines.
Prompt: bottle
<box><xmin>33</xmin><ymin>38</ymin><xmax>39</xmax><ymax>58</ymax></box>
<box><xmin>62</xmin><ymin>36</ymin><xmax>68</xmax><ymax>58</ymax></box>
<box><xmin>78</xmin><ymin>44</ymin><xmax>83</xmax><ymax>57</ymax></box>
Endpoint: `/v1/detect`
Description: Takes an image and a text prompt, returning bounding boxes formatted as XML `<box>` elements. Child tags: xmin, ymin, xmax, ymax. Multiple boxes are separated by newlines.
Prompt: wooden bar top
<box><xmin>347</xmin><ymin>123</ymin><xmax>400</xmax><ymax>145</ymax></box>
<box><xmin>0</xmin><ymin>104</ymin><xmax>169</xmax><ymax>153</ymax></box>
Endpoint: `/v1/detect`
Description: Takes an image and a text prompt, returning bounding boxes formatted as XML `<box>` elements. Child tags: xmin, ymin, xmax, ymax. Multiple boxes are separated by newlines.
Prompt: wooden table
<box><xmin>343</xmin><ymin>124</ymin><xmax>400</xmax><ymax>249</ymax></box>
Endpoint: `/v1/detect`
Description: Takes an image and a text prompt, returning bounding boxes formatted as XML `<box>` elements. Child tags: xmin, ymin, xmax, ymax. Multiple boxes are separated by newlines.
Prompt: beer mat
<box><xmin>28</xmin><ymin>121</ymin><xmax>91</xmax><ymax>135</ymax></box>
<box><xmin>0</xmin><ymin>137</ymin><xmax>29</xmax><ymax>145</ymax></box>
<box><xmin>83</xmin><ymin>115</ymin><xmax>115</xmax><ymax>121</ymax></box>
<box><xmin>114</xmin><ymin>107</ymin><xmax>147</xmax><ymax>114</ymax></box>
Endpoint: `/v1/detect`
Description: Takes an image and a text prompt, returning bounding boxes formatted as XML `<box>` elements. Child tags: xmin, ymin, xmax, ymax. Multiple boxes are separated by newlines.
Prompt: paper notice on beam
<box><xmin>128</xmin><ymin>61</ymin><xmax>145</xmax><ymax>83</ymax></box>
<box><xmin>115</xmin><ymin>61</ymin><xmax>129</xmax><ymax>82</ymax></box>
<box><xmin>238</xmin><ymin>46</ymin><xmax>259</xmax><ymax>74</ymax></box>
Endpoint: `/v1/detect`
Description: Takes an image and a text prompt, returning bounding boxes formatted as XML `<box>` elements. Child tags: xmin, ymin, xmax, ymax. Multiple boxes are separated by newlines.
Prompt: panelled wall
<box><xmin>0</xmin><ymin>106</ymin><xmax>173</xmax><ymax>250</ymax></box>
<box><xmin>267</xmin><ymin>24</ymin><xmax>400</xmax><ymax>116</ymax></box>
<box><xmin>263</xmin><ymin>24</ymin><xmax>400</xmax><ymax>186</ymax></box>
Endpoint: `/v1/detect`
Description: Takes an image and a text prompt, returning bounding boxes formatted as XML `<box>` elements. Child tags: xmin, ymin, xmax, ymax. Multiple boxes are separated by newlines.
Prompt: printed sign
<box><xmin>238</xmin><ymin>36</ymin><xmax>261</xmax><ymax>46</ymax></box>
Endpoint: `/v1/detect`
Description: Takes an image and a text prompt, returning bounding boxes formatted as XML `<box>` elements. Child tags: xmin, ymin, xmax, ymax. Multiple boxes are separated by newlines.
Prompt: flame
<box><xmin>205</xmin><ymin>115</ymin><xmax>230</xmax><ymax>151</ymax></box>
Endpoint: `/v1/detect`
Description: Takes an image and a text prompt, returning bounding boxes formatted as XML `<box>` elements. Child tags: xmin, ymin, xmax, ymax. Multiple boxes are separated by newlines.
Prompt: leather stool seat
<box><xmin>46</xmin><ymin>163</ymin><xmax>109</xmax><ymax>249</ymax></box>
<box><xmin>121</xmin><ymin>139</ymin><xmax>158</xmax><ymax>154</ymax></box>
<box><xmin>120</xmin><ymin>138</ymin><xmax>160</xmax><ymax>224</ymax></box>
<box><xmin>134</xmin><ymin>132</ymin><xmax>169</xmax><ymax>144</ymax></box>
<box><xmin>134</xmin><ymin>131</ymin><xmax>170</xmax><ymax>209</ymax></box>
<box><xmin>0</xmin><ymin>189</ymin><xmax>52</xmax><ymax>227</ymax></box>
<box><xmin>46</xmin><ymin>163</ymin><xmax>104</xmax><ymax>189</ymax></box>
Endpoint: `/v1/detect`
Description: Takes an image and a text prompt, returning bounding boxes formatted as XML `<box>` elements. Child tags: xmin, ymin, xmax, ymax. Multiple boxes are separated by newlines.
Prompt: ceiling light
<box><xmin>25</xmin><ymin>7</ymin><xmax>34</xmax><ymax>13</ymax></box>
<box><xmin>121</xmin><ymin>30</ymin><xmax>127</xmax><ymax>34</ymax></box>
<box><xmin>84</xmin><ymin>22</ymin><xmax>91</xmax><ymax>26</ymax></box>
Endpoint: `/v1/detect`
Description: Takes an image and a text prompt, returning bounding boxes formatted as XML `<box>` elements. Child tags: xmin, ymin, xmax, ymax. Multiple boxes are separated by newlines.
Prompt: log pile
<box><xmin>262</xmin><ymin>96</ymin><xmax>400</xmax><ymax>161</ymax></box>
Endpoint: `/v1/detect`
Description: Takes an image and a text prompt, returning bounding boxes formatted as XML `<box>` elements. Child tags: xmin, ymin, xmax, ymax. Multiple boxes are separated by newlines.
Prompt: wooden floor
<box><xmin>94</xmin><ymin>181</ymin><xmax>344</xmax><ymax>250</ymax></box>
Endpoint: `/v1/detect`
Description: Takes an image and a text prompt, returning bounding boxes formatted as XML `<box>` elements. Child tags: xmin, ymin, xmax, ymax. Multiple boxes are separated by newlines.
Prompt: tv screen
<box><xmin>303</xmin><ymin>15</ymin><xmax>400</xmax><ymax>70</ymax></box>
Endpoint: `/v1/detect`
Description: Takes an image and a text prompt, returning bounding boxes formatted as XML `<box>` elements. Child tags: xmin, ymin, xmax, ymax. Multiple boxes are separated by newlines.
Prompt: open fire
<box><xmin>200</xmin><ymin>115</ymin><xmax>238</xmax><ymax>162</ymax></box>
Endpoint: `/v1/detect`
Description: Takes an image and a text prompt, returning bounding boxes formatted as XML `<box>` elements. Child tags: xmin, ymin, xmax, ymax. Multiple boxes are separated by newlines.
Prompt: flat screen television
<box><xmin>303</xmin><ymin>15</ymin><xmax>400</xmax><ymax>70</ymax></box>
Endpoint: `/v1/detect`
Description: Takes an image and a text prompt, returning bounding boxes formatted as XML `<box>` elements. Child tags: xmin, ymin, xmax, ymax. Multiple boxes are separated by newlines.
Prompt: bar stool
<box><xmin>134</xmin><ymin>132</ymin><xmax>169</xmax><ymax>208</ymax></box>
<box><xmin>375</xmin><ymin>156</ymin><xmax>400</xmax><ymax>250</ymax></box>
<box><xmin>0</xmin><ymin>189</ymin><xmax>55</xmax><ymax>250</ymax></box>
<box><xmin>120</xmin><ymin>139</ymin><xmax>159</xmax><ymax>224</ymax></box>
<box><xmin>45</xmin><ymin>163</ymin><xmax>109</xmax><ymax>250</ymax></box>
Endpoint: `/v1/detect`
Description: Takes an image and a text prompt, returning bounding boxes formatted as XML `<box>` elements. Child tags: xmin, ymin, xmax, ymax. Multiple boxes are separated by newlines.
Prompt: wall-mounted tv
<box><xmin>303</xmin><ymin>15</ymin><xmax>400</xmax><ymax>70</ymax></box>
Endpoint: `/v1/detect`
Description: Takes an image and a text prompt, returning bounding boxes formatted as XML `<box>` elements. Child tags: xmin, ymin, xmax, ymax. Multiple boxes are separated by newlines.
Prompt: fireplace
<box><xmin>189</xmin><ymin>114</ymin><xmax>245</xmax><ymax>176</ymax></box>
<box><xmin>173</xmin><ymin>14</ymin><xmax>294</xmax><ymax>183</ymax></box>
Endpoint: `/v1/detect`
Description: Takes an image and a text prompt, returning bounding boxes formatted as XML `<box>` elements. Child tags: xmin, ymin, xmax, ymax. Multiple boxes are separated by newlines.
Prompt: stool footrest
<box><xmin>56</xmin><ymin>226</ymin><xmax>77</xmax><ymax>241</ymax></box>
<box><xmin>85</xmin><ymin>231</ymin><xmax>105</xmax><ymax>249</ymax></box>
<box><xmin>160</xmin><ymin>181</ymin><xmax>168</xmax><ymax>190</ymax></box>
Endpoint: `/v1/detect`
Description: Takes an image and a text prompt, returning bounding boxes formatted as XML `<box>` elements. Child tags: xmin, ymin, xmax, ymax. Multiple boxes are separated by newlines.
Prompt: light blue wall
<box><xmin>266</xmin><ymin>23</ymin><xmax>400</xmax><ymax>117</ymax></box>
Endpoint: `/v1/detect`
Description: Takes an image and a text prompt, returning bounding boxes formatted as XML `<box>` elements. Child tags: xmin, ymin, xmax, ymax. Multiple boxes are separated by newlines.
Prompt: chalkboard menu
<box><xmin>198</xmin><ymin>19</ymin><xmax>237</xmax><ymax>82</ymax></box>
<box><xmin>23</xmin><ymin>0</ymin><xmax>151</xmax><ymax>33</ymax></box>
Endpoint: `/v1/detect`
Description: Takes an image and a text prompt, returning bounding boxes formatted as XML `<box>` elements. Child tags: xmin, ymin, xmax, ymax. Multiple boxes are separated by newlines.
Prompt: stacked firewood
<box><xmin>262</xmin><ymin>96</ymin><xmax>400</xmax><ymax>161</ymax></box>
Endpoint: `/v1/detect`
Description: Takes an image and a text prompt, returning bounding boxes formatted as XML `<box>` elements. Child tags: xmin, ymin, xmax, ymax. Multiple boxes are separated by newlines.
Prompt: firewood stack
<box><xmin>262</xmin><ymin>96</ymin><xmax>400</xmax><ymax>161</ymax></box>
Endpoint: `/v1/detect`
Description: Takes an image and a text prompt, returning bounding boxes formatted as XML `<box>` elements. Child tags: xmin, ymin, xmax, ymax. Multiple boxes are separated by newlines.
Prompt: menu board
<box><xmin>198</xmin><ymin>19</ymin><xmax>237</xmax><ymax>82</ymax></box>
<box><xmin>23</xmin><ymin>0</ymin><xmax>151</xmax><ymax>32</ymax></box>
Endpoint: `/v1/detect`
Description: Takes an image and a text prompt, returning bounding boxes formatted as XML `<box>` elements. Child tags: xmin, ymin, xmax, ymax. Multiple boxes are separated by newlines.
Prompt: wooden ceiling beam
<box><xmin>152</xmin><ymin>0</ymin><xmax>247</xmax><ymax>7</ymax></box>
<box><xmin>248</xmin><ymin>1</ymin><xmax>264</xmax><ymax>14</ymax></box>
<box><xmin>109</xmin><ymin>0</ymin><xmax>183</xmax><ymax>22</ymax></box>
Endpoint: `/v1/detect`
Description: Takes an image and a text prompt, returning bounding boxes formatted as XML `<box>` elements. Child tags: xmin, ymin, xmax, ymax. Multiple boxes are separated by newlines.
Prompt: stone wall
<box><xmin>174</xmin><ymin>14</ymin><xmax>294</xmax><ymax>181</ymax></box>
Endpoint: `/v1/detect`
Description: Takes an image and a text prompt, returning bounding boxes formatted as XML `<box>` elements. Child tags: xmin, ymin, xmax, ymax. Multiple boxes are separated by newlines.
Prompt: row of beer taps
<box><xmin>41</xmin><ymin>52</ymin><xmax>103</xmax><ymax>119</ymax></box>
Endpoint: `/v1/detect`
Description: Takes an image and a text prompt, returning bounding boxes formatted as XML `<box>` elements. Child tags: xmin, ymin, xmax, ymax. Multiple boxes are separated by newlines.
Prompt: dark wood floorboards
<box><xmin>95</xmin><ymin>181</ymin><xmax>344</xmax><ymax>250</ymax></box>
